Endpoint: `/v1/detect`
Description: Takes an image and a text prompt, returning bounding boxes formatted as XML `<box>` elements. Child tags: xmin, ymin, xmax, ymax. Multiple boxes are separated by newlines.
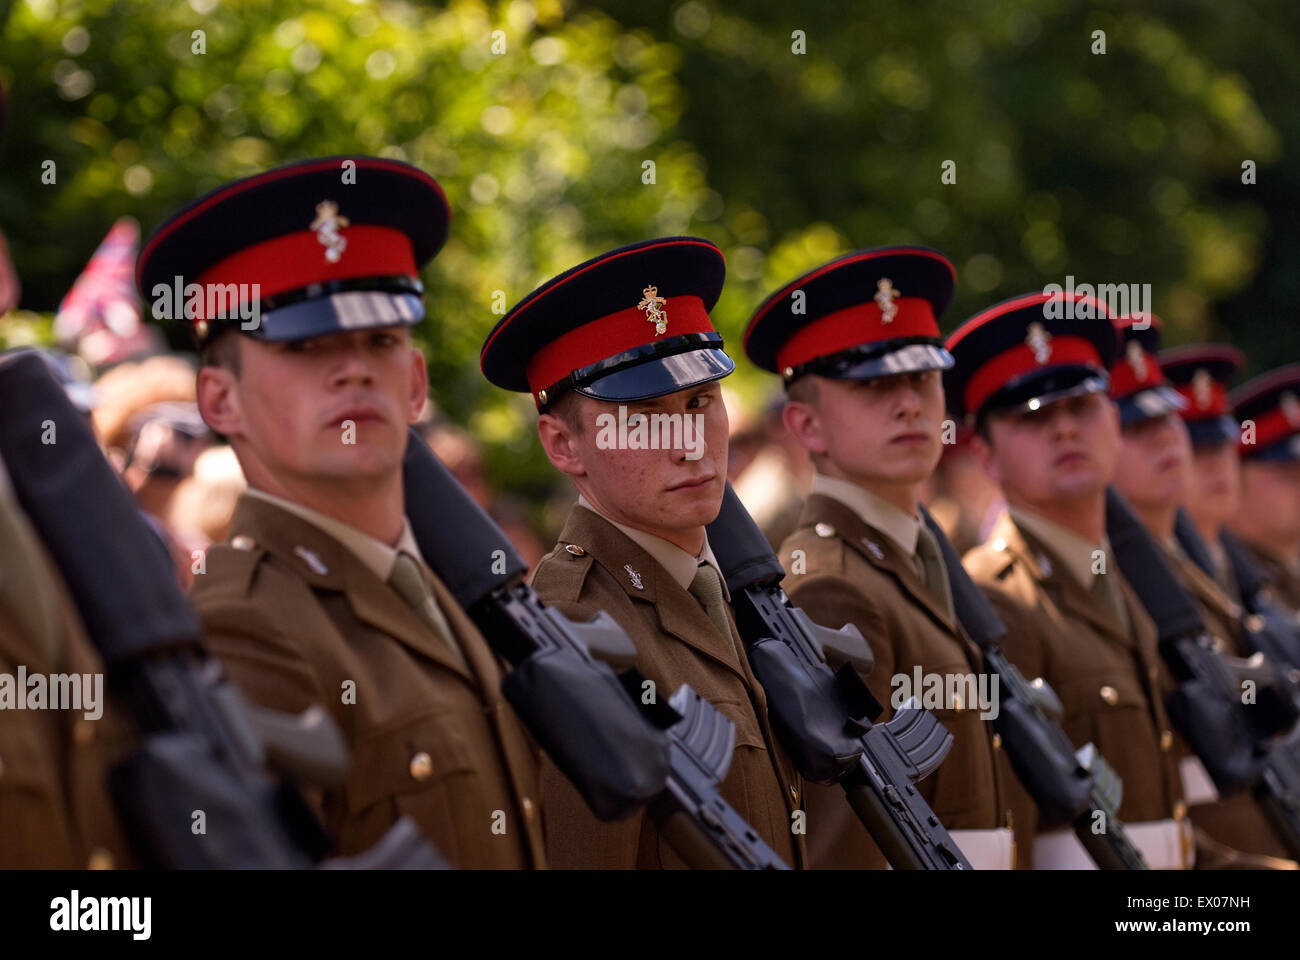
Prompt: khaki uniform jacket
<box><xmin>780</xmin><ymin>494</ymin><xmax>1029</xmax><ymax>868</ymax></box>
<box><xmin>1161</xmin><ymin>543</ymin><xmax>1296</xmax><ymax>864</ymax></box>
<box><xmin>1236</xmin><ymin>539</ymin><xmax>1300</xmax><ymax>615</ymax></box>
<box><xmin>0</xmin><ymin>487</ymin><xmax>137</xmax><ymax>869</ymax></box>
<box><xmin>188</xmin><ymin>494</ymin><xmax>546</xmax><ymax>868</ymax></box>
<box><xmin>529</xmin><ymin>504</ymin><xmax>805</xmax><ymax>869</ymax></box>
<box><xmin>963</xmin><ymin>512</ymin><xmax>1186</xmax><ymax>835</ymax></box>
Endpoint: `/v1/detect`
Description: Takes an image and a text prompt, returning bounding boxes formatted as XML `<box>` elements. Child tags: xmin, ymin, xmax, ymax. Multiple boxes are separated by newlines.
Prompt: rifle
<box><xmin>705</xmin><ymin>482</ymin><xmax>970</xmax><ymax>869</ymax></box>
<box><xmin>1215</xmin><ymin>524</ymin><xmax>1300</xmax><ymax>672</ymax></box>
<box><xmin>918</xmin><ymin>506</ymin><xmax>1148</xmax><ymax>869</ymax></box>
<box><xmin>0</xmin><ymin>351</ymin><xmax>442</xmax><ymax>868</ymax></box>
<box><xmin>401</xmin><ymin>428</ymin><xmax>788</xmax><ymax>869</ymax></box>
<box><xmin>1106</xmin><ymin>487</ymin><xmax>1300</xmax><ymax>859</ymax></box>
<box><xmin>1174</xmin><ymin>512</ymin><xmax>1300</xmax><ymax>732</ymax></box>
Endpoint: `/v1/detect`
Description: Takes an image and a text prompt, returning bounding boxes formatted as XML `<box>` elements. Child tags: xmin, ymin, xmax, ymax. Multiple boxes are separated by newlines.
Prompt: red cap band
<box><xmin>1108</xmin><ymin>347</ymin><xmax>1166</xmax><ymax>399</ymax></box>
<box><xmin>1174</xmin><ymin>381</ymin><xmax>1229</xmax><ymax>418</ymax></box>
<box><xmin>772</xmin><ymin>298</ymin><xmax>938</xmax><ymax>373</ymax></box>
<box><xmin>194</xmin><ymin>226</ymin><xmax>417</xmax><ymax>303</ymax></box>
<box><xmin>1242</xmin><ymin>407</ymin><xmax>1300</xmax><ymax>452</ymax></box>
<box><xmin>965</xmin><ymin>336</ymin><xmax>1103</xmax><ymax>417</ymax></box>
<box><xmin>524</xmin><ymin>294</ymin><xmax>714</xmax><ymax>399</ymax></box>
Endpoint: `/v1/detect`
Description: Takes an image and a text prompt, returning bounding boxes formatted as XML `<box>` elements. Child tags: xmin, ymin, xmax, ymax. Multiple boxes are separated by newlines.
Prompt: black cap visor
<box><xmin>245</xmin><ymin>290</ymin><xmax>424</xmax><ymax>342</ymax></box>
<box><xmin>976</xmin><ymin>366</ymin><xmax>1110</xmax><ymax>424</ymax></box>
<box><xmin>1186</xmin><ymin>415</ymin><xmax>1240</xmax><ymax>448</ymax></box>
<box><xmin>1118</xmin><ymin>385</ymin><xmax>1188</xmax><ymax>428</ymax></box>
<box><xmin>793</xmin><ymin>339</ymin><xmax>953</xmax><ymax>385</ymax></box>
<box><xmin>577</xmin><ymin>345</ymin><xmax>734</xmax><ymax>404</ymax></box>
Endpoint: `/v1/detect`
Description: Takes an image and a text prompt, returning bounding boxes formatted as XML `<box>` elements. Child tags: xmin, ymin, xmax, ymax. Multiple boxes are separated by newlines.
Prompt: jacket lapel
<box><xmin>800</xmin><ymin>494</ymin><xmax>958</xmax><ymax>633</ymax></box>
<box><xmin>558</xmin><ymin>506</ymin><xmax>749</xmax><ymax>684</ymax></box>
<box><xmin>228</xmin><ymin>495</ymin><xmax>476</xmax><ymax>683</ymax></box>
<box><xmin>992</xmin><ymin>511</ymin><xmax>1135</xmax><ymax>648</ymax></box>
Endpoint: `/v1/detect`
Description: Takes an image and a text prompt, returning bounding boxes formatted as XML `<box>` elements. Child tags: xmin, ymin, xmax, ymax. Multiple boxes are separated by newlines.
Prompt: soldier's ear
<box><xmin>537</xmin><ymin>412</ymin><xmax>586</xmax><ymax>478</ymax></box>
<box><xmin>196</xmin><ymin>365</ymin><xmax>242</xmax><ymax>439</ymax></box>
<box><xmin>406</xmin><ymin>346</ymin><xmax>429</xmax><ymax>423</ymax></box>
<box><xmin>969</xmin><ymin>431</ymin><xmax>1001</xmax><ymax>485</ymax></box>
<box><xmin>782</xmin><ymin>398</ymin><xmax>826</xmax><ymax>456</ymax></box>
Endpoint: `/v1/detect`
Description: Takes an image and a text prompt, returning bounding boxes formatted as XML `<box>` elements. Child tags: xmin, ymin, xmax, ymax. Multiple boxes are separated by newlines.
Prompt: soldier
<box><xmin>0</xmin><ymin>457</ymin><xmax>138</xmax><ymax>869</ymax></box>
<box><xmin>1108</xmin><ymin>318</ymin><xmax>1294</xmax><ymax>867</ymax></box>
<box><xmin>954</xmin><ymin>292</ymin><xmax>1192</xmax><ymax>869</ymax></box>
<box><xmin>479</xmin><ymin>237</ymin><xmax>805</xmax><ymax>868</ymax></box>
<box><xmin>742</xmin><ymin>246</ymin><xmax>1025</xmax><ymax>869</ymax></box>
<box><xmin>1158</xmin><ymin>344</ymin><xmax>1247</xmax><ymax>600</ymax></box>
<box><xmin>1226</xmin><ymin>365</ymin><xmax>1300</xmax><ymax>613</ymax></box>
<box><xmin>145</xmin><ymin>157</ymin><xmax>545</xmax><ymax>867</ymax></box>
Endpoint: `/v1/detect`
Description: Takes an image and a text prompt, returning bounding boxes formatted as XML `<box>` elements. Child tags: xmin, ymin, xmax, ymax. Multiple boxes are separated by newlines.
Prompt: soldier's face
<box><xmin>1186</xmin><ymin>442</ymin><xmax>1241</xmax><ymax>532</ymax></box>
<box><xmin>197</xmin><ymin>326</ymin><xmax>428</xmax><ymax>490</ymax></box>
<box><xmin>784</xmin><ymin>371</ymin><xmax>945</xmax><ymax>491</ymax></box>
<box><xmin>979</xmin><ymin>391</ymin><xmax>1120</xmax><ymax>505</ymax></box>
<box><xmin>1237</xmin><ymin>461</ymin><xmax>1300</xmax><ymax>542</ymax></box>
<box><xmin>1113</xmin><ymin>412</ymin><xmax>1192</xmax><ymax>511</ymax></box>
<box><xmin>537</xmin><ymin>382</ymin><xmax>729</xmax><ymax>547</ymax></box>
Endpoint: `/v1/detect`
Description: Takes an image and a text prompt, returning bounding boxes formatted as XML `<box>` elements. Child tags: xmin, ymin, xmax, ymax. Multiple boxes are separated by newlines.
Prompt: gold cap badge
<box><xmin>638</xmin><ymin>285</ymin><xmax>668</xmax><ymax>336</ymax></box>
<box><xmin>310</xmin><ymin>200</ymin><xmax>350</xmax><ymax>263</ymax></box>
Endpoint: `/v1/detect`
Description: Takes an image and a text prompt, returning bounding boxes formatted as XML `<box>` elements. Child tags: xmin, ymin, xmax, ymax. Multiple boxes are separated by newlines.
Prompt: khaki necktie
<box><xmin>689</xmin><ymin>562</ymin><xmax>739</xmax><ymax>657</ymax></box>
<box><xmin>388</xmin><ymin>551</ymin><xmax>469</xmax><ymax>672</ymax></box>
<box><xmin>914</xmin><ymin>524</ymin><xmax>956</xmax><ymax>621</ymax></box>
<box><xmin>1092</xmin><ymin>571</ymin><xmax>1132</xmax><ymax>634</ymax></box>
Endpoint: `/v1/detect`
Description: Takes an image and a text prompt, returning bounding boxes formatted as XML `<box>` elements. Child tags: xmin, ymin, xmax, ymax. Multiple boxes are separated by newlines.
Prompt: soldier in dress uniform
<box><xmin>141</xmin><ymin>157</ymin><xmax>546</xmax><ymax>868</ymax></box>
<box><xmin>0</xmin><ymin>457</ymin><xmax>138</xmax><ymax>869</ymax></box>
<box><xmin>953</xmin><ymin>292</ymin><xmax>1192</xmax><ymax>869</ymax></box>
<box><xmin>1108</xmin><ymin>318</ymin><xmax>1295</xmax><ymax>868</ymax></box>
<box><xmin>1158</xmin><ymin>344</ymin><xmax>1248</xmax><ymax>601</ymax></box>
<box><xmin>1225</xmin><ymin>365</ymin><xmax>1300</xmax><ymax>614</ymax></box>
<box><xmin>741</xmin><ymin>246</ymin><xmax>1026</xmax><ymax>869</ymax></box>
<box><xmin>479</xmin><ymin>237</ymin><xmax>805</xmax><ymax>869</ymax></box>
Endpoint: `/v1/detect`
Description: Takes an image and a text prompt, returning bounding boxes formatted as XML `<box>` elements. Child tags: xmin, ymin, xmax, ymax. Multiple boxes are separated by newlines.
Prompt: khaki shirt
<box><xmin>529</xmin><ymin>503</ymin><xmax>805</xmax><ymax>869</ymax></box>
<box><xmin>780</xmin><ymin>482</ymin><xmax>1026</xmax><ymax>869</ymax></box>
<box><xmin>0</xmin><ymin>482</ymin><xmax>138</xmax><ymax>869</ymax></box>
<box><xmin>189</xmin><ymin>493</ymin><xmax>546</xmax><ymax>868</ymax></box>
<box><xmin>963</xmin><ymin>509</ymin><xmax>1189</xmax><ymax>864</ymax></box>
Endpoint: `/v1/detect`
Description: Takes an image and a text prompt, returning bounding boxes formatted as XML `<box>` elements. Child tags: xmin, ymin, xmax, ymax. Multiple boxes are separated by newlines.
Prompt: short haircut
<box><xmin>199</xmin><ymin>329</ymin><xmax>242</xmax><ymax>377</ymax></box>
<box><xmin>546</xmin><ymin>389</ymin><xmax>585</xmax><ymax>435</ymax></box>
<box><xmin>785</xmin><ymin>374</ymin><xmax>820</xmax><ymax>407</ymax></box>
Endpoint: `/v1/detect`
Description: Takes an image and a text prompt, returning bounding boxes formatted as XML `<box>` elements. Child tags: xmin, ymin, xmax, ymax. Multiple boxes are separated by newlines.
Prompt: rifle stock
<box><xmin>707</xmin><ymin>483</ymin><xmax>971</xmax><ymax>869</ymax></box>
<box><xmin>918</xmin><ymin>506</ymin><xmax>1149</xmax><ymax>869</ymax></box>
<box><xmin>402</xmin><ymin>428</ymin><xmax>789</xmax><ymax>869</ymax></box>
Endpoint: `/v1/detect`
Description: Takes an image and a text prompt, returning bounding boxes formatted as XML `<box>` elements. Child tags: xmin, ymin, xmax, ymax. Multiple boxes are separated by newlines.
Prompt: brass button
<box><xmin>522</xmin><ymin>796</ymin><xmax>537</xmax><ymax>823</ymax></box>
<box><xmin>951</xmin><ymin>692</ymin><xmax>964</xmax><ymax>711</ymax></box>
<box><xmin>1173</xmin><ymin>799</ymin><xmax>1188</xmax><ymax>821</ymax></box>
<box><xmin>782</xmin><ymin>366</ymin><xmax>794</xmax><ymax>379</ymax></box>
<box><xmin>992</xmin><ymin>733</ymin><xmax>1002</xmax><ymax>750</ymax></box>
<box><xmin>564</xmin><ymin>544</ymin><xmax>586</xmax><ymax>557</ymax></box>
<box><xmin>1160</xmin><ymin>729</ymin><xmax>1173</xmax><ymax>751</ymax></box>
<box><xmin>1099</xmin><ymin>685</ymin><xmax>1119</xmax><ymax>706</ymax></box>
<box><xmin>87</xmin><ymin>848</ymin><xmax>114</xmax><ymax>870</ymax></box>
<box><xmin>231</xmin><ymin>535</ymin><xmax>256</xmax><ymax>551</ymax></box>
<box><xmin>814</xmin><ymin>523</ymin><xmax>835</xmax><ymax>539</ymax></box>
<box><xmin>74</xmin><ymin>720</ymin><xmax>95</xmax><ymax>745</ymax></box>
<box><xmin>194</xmin><ymin>320</ymin><xmax>210</xmax><ymax>340</ymax></box>
<box><xmin>538</xmin><ymin>389</ymin><xmax>548</xmax><ymax>404</ymax></box>
<box><xmin>409</xmin><ymin>751</ymin><xmax>434</xmax><ymax>782</ymax></box>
